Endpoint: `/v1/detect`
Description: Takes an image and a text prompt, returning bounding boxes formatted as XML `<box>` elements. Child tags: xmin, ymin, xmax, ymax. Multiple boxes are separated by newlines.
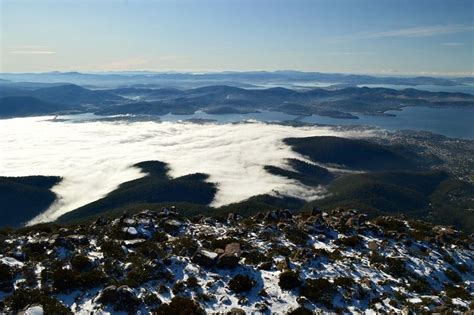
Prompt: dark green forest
<box><xmin>0</xmin><ymin>176</ymin><xmax>61</xmax><ymax>227</ymax></box>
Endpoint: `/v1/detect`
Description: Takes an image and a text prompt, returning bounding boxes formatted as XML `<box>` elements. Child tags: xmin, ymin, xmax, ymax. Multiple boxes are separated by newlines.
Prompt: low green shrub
<box><xmin>287</xmin><ymin>306</ymin><xmax>313</xmax><ymax>315</ymax></box>
<box><xmin>70</xmin><ymin>254</ymin><xmax>93</xmax><ymax>272</ymax></box>
<box><xmin>279</xmin><ymin>270</ymin><xmax>301</xmax><ymax>290</ymax></box>
<box><xmin>444</xmin><ymin>268</ymin><xmax>462</xmax><ymax>283</ymax></box>
<box><xmin>4</xmin><ymin>288</ymin><xmax>69</xmax><ymax>314</ymax></box>
<box><xmin>0</xmin><ymin>264</ymin><xmax>13</xmax><ymax>283</ymax></box>
<box><xmin>300</xmin><ymin>278</ymin><xmax>335</xmax><ymax>307</ymax></box>
<box><xmin>228</xmin><ymin>274</ymin><xmax>255</xmax><ymax>293</ymax></box>
<box><xmin>154</xmin><ymin>296</ymin><xmax>205</xmax><ymax>315</ymax></box>
<box><xmin>445</xmin><ymin>284</ymin><xmax>470</xmax><ymax>300</ymax></box>
<box><xmin>337</xmin><ymin>235</ymin><xmax>362</xmax><ymax>247</ymax></box>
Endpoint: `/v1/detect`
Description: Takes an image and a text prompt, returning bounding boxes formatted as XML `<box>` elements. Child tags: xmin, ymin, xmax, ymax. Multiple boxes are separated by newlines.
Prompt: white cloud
<box><xmin>96</xmin><ymin>55</ymin><xmax>189</xmax><ymax>71</ymax></box>
<box><xmin>441</xmin><ymin>42</ymin><xmax>464</xmax><ymax>46</ymax></box>
<box><xmin>0</xmin><ymin>117</ymin><xmax>374</xmax><ymax>224</ymax></box>
<box><xmin>366</xmin><ymin>25</ymin><xmax>473</xmax><ymax>38</ymax></box>
<box><xmin>97</xmin><ymin>57</ymin><xmax>151</xmax><ymax>71</ymax></box>
<box><xmin>9</xmin><ymin>50</ymin><xmax>56</xmax><ymax>55</ymax></box>
<box><xmin>325</xmin><ymin>52</ymin><xmax>373</xmax><ymax>56</ymax></box>
<box><xmin>333</xmin><ymin>24</ymin><xmax>474</xmax><ymax>42</ymax></box>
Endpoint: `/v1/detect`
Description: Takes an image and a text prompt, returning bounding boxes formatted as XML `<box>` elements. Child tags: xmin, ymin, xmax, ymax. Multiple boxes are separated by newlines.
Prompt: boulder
<box><xmin>122</xmin><ymin>239</ymin><xmax>147</xmax><ymax>248</ymax></box>
<box><xmin>192</xmin><ymin>248</ymin><xmax>218</xmax><ymax>268</ymax></box>
<box><xmin>263</xmin><ymin>209</ymin><xmax>293</xmax><ymax>221</ymax></box>
<box><xmin>227</xmin><ymin>213</ymin><xmax>236</xmax><ymax>222</ymax></box>
<box><xmin>163</xmin><ymin>219</ymin><xmax>184</xmax><ymax>234</ymax></box>
<box><xmin>21</xmin><ymin>304</ymin><xmax>44</xmax><ymax>315</ymax></box>
<box><xmin>217</xmin><ymin>242</ymin><xmax>241</xmax><ymax>269</ymax></box>
<box><xmin>368</xmin><ymin>241</ymin><xmax>379</xmax><ymax>251</ymax></box>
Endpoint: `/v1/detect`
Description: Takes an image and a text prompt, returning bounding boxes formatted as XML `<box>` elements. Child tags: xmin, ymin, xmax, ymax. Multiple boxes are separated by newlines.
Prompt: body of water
<box><xmin>301</xmin><ymin>106</ymin><xmax>474</xmax><ymax>139</ymax></box>
<box><xmin>159</xmin><ymin>106</ymin><xmax>474</xmax><ymax>140</ymax></box>
<box><xmin>58</xmin><ymin>105</ymin><xmax>474</xmax><ymax>140</ymax></box>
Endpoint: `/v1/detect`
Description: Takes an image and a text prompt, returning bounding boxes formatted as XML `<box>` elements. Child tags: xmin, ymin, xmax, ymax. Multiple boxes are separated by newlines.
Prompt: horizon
<box><xmin>0</xmin><ymin>69</ymin><xmax>473</xmax><ymax>78</ymax></box>
<box><xmin>1</xmin><ymin>0</ymin><xmax>473</xmax><ymax>75</ymax></box>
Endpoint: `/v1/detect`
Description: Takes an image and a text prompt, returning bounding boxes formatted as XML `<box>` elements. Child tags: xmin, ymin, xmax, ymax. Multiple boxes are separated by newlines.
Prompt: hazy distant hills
<box><xmin>100</xmin><ymin>85</ymin><xmax>474</xmax><ymax>119</ymax></box>
<box><xmin>0</xmin><ymin>84</ymin><xmax>124</xmax><ymax>117</ymax></box>
<box><xmin>0</xmin><ymin>97</ymin><xmax>70</xmax><ymax>118</ymax></box>
<box><xmin>0</xmin><ymin>71</ymin><xmax>468</xmax><ymax>87</ymax></box>
<box><xmin>27</xmin><ymin>84</ymin><xmax>123</xmax><ymax>106</ymax></box>
<box><xmin>1</xmin><ymin>82</ymin><xmax>473</xmax><ymax>118</ymax></box>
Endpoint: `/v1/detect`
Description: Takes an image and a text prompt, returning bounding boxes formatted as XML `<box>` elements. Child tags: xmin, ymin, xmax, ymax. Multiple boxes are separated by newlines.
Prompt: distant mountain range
<box><xmin>1</xmin><ymin>83</ymin><xmax>473</xmax><ymax>118</ymax></box>
<box><xmin>0</xmin><ymin>71</ymin><xmax>472</xmax><ymax>88</ymax></box>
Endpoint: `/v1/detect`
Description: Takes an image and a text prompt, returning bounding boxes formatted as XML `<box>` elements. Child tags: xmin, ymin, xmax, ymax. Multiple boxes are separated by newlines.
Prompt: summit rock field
<box><xmin>0</xmin><ymin>206</ymin><xmax>472</xmax><ymax>314</ymax></box>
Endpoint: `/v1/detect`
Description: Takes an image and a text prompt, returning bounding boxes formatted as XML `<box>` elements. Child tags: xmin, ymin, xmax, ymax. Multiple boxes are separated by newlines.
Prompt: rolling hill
<box><xmin>1</xmin><ymin>83</ymin><xmax>473</xmax><ymax>119</ymax></box>
<box><xmin>0</xmin><ymin>176</ymin><xmax>61</xmax><ymax>227</ymax></box>
<box><xmin>0</xmin><ymin>97</ymin><xmax>72</xmax><ymax>117</ymax></box>
<box><xmin>283</xmin><ymin>136</ymin><xmax>421</xmax><ymax>171</ymax></box>
<box><xmin>29</xmin><ymin>84</ymin><xmax>124</xmax><ymax>106</ymax></box>
<box><xmin>56</xmin><ymin>161</ymin><xmax>217</xmax><ymax>223</ymax></box>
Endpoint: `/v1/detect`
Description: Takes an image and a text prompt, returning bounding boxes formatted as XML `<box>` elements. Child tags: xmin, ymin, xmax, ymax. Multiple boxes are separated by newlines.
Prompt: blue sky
<box><xmin>1</xmin><ymin>0</ymin><xmax>473</xmax><ymax>75</ymax></box>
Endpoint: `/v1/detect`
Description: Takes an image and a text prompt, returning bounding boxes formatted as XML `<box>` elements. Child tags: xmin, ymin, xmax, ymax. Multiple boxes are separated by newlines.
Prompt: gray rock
<box><xmin>163</xmin><ymin>219</ymin><xmax>184</xmax><ymax>234</ymax></box>
<box><xmin>217</xmin><ymin>242</ymin><xmax>241</xmax><ymax>268</ymax></box>
<box><xmin>192</xmin><ymin>248</ymin><xmax>218</xmax><ymax>268</ymax></box>
<box><xmin>368</xmin><ymin>241</ymin><xmax>379</xmax><ymax>251</ymax></box>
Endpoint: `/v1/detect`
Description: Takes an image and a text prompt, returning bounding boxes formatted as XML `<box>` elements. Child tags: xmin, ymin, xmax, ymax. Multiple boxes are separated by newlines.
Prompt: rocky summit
<box><xmin>0</xmin><ymin>207</ymin><xmax>473</xmax><ymax>314</ymax></box>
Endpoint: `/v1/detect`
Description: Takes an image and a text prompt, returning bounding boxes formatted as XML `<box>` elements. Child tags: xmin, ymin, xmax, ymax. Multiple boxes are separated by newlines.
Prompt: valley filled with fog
<box><xmin>0</xmin><ymin>116</ymin><xmax>373</xmax><ymax>224</ymax></box>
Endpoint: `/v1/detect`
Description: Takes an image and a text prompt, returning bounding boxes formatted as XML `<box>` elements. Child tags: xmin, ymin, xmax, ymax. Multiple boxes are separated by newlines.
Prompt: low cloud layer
<box><xmin>0</xmin><ymin>117</ymin><xmax>373</xmax><ymax>224</ymax></box>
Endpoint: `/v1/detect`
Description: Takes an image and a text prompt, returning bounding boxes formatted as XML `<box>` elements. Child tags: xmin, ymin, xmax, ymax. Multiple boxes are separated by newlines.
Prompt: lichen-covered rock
<box><xmin>192</xmin><ymin>248</ymin><xmax>218</xmax><ymax>268</ymax></box>
<box><xmin>217</xmin><ymin>242</ymin><xmax>241</xmax><ymax>269</ymax></box>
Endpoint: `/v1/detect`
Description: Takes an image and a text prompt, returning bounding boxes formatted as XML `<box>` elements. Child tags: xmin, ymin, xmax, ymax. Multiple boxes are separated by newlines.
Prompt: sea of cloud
<box><xmin>0</xmin><ymin>116</ymin><xmax>374</xmax><ymax>224</ymax></box>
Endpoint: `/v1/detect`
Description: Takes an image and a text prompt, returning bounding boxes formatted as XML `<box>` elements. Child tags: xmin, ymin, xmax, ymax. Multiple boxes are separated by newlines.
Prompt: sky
<box><xmin>1</xmin><ymin>0</ymin><xmax>473</xmax><ymax>75</ymax></box>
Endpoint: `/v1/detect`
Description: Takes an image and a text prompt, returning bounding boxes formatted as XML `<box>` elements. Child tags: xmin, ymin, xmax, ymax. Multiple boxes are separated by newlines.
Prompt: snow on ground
<box><xmin>0</xmin><ymin>208</ymin><xmax>472</xmax><ymax>313</ymax></box>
